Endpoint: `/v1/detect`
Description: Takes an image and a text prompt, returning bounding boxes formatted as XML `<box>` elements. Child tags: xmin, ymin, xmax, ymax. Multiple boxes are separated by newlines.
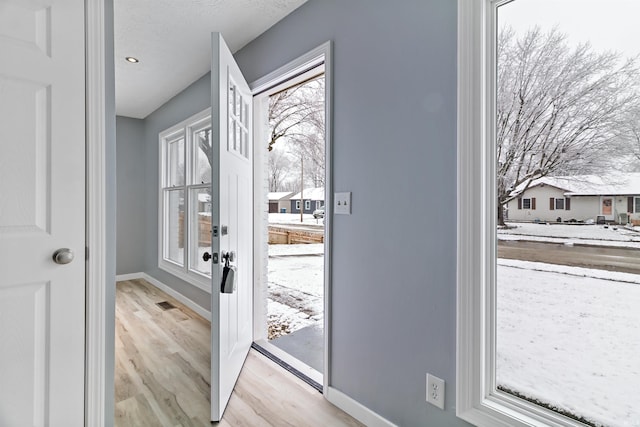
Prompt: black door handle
<box><xmin>203</xmin><ymin>252</ymin><xmax>212</xmax><ymax>262</ymax></box>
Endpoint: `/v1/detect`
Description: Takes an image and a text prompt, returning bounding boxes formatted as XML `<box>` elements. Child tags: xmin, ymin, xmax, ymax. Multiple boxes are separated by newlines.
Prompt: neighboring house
<box><xmin>289</xmin><ymin>187</ymin><xmax>325</xmax><ymax>214</ymax></box>
<box><xmin>268</xmin><ymin>191</ymin><xmax>294</xmax><ymax>213</ymax></box>
<box><xmin>506</xmin><ymin>173</ymin><xmax>640</xmax><ymax>223</ymax></box>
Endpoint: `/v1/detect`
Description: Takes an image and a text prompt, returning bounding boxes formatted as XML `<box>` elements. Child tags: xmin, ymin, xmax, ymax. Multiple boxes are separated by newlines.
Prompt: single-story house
<box><xmin>506</xmin><ymin>173</ymin><xmax>640</xmax><ymax>223</ymax></box>
<box><xmin>268</xmin><ymin>191</ymin><xmax>294</xmax><ymax>213</ymax></box>
<box><xmin>289</xmin><ymin>187</ymin><xmax>325</xmax><ymax>214</ymax></box>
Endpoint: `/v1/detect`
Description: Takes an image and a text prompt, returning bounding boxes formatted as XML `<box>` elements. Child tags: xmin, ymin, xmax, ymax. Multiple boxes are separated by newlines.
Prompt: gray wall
<box><xmin>235</xmin><ymin>1</ymin><xmax>467</xmax><ymax>426</ymax></box>
<box><xmin>116</xmin><ymin>116</ymin><xmax>146</xmax><ymax>275</ymax></box>
<box><xmin>114</xmin><ymin>76</ymin><xmax>212</xmax><ymax>309</ymax></box>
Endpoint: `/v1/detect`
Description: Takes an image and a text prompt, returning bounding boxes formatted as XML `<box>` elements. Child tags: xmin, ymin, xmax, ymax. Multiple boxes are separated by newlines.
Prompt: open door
<box><xmin>210</xmin><ymin>32</ymin><xmax>254</xmax><ymax>421</ymax></box>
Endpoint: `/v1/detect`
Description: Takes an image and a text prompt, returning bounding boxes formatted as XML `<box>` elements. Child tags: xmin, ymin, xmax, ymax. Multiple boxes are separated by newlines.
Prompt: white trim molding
<box><xmin>249</xmin><ymin>40</ymin><xmax>334</xmax><ymax>394</ymax></box>
<box><xmin>325</xmin><ymin>387</ymin><xmax>397</xmax><ymax>427</ymax></box>
<box><xmin>115</xmin><ymin>272</ymin><xmax>212</xmax><ymax>321</ymax></box>
<box><xmin>457</xmin><ymin>1</ymin><xmax>598</xmax><ymax>426</ymax></box>
<box><xmin>157</xmin><ymin>108</ymin><xmax>213</xmax><ymax>293</ymax></box>
<box><xmin>85</xmin><ymin>0</ymin><xmax>107</xmax><ymax>425</ymax></box>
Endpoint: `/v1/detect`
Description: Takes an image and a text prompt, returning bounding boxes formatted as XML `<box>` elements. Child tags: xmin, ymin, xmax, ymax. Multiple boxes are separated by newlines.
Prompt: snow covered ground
<box><xmin>268</xmin><ymin>212</ymin><xmax>324</xmax><ymax>227</ymax></box>
<box><xmin>266</xmin><ymin>229</ymin><xmax>640</xmax><ymax>425</ymax></box>
<box><xmin>266</xmin><ymin>243</ymin><xmax>324</xmax><ymax>339</ymax></box>
<box><xmin>499</xmin><ymin>222</ymin><xmax>640</xmax><ymax>249</ymax></box>
<box><xmin>498</xmin><ymin>261</ymin><xmax>640</xmax><ymax>426</ymax></box>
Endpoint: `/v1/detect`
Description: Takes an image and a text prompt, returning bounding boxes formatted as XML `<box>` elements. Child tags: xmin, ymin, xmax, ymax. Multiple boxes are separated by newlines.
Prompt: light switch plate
<box><xmin>334</xmin><ymin>192</ymin><xmax>351</xmax><ymax>215</ymax></box>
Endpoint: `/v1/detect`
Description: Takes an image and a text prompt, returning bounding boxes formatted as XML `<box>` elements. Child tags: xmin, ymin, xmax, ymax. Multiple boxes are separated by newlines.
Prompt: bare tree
<box><xmin>268</xmin><ymin>77</ymin><xmax>324</xmax><ymax>152</ymax></box>
<box><xmin>497</xmin><ymin>27</ymin><xmax>640</xmax><ymax>225</ymax></box>
<box><xmin>268</xmin><ymin>149</ymin><xmax>292</xmax><ymax>192</ymax></box>
<box><xmin>267</xmin><ymin>77</ymin><xmax>325</xmax><ymax>194</ymax></box>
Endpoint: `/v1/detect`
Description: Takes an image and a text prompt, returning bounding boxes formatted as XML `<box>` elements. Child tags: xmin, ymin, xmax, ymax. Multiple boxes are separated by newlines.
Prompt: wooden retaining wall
<box><xmin>268</xmin><ymin>226</ymin><xmax>324</xmax><ymax>244</ymax></box>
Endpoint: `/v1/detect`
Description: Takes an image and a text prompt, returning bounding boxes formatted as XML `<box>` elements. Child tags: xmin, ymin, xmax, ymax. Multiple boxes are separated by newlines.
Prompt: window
<box><xmin>634</xmin><ymin>197</ymin><xmax>640</xmax><ymax>213</ymax></box>
<box><xmin>159</xmin><ymin>109</ymin><xmax>212</xmax><ymax>291</ymax></box>
<box><xmin>457</xmin><ymin>1</ymin><xmax>632</xmax><ymax>426</ymax></box>
<box><xmin>295</xmin><ymin>200</ymin><xmax>301</xmax><ymax>210</ymax></box>
<box><xmin>305</xmin><ymin>200</ymin><xmax>311</xmax><ymax>210</ymax></box>
<box><xmin>316</xmin><ymin>200</ymin><xmax>323</xmax><ymax>209</ymax></box>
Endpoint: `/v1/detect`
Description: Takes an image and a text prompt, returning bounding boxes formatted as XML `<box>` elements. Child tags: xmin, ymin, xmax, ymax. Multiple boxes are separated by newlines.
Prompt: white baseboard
<box><xmin>116</xmin><ymin>272</ymin><xmax>211</xmax><ymax>321</ymax></box>
<box><xmin>115</xmin><ymin>272</ymin><xmax>144</xmax><ymax>281</ymax></box>
<box><xmin>325</xmin><ymin>387</ymin><xmax>397</xmax><ymax>427</ymax></box>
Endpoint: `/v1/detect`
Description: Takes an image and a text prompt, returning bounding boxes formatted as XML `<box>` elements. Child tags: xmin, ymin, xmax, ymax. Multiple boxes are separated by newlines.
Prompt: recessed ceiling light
<box><xmin>125</xmin><ymin>56</ymin><xmax>139</xmax><ymax>63</ymax></box>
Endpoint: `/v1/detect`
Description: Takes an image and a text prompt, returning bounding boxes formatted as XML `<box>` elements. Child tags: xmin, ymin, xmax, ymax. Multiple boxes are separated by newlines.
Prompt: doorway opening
<box><xmin>253</xmin><ymin>60</ymin><xmax>327</xmax><ymax>387</ymax></box>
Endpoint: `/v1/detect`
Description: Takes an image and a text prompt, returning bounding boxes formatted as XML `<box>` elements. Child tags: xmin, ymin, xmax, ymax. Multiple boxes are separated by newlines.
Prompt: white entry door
<box><xmin>601</xmin><ymin>197</ymin><xmax>614</xmax><ymax>221</ymax></box>
<box><xmin>0</xmin><ymin>1</ymin><xmax>85</xmax><ymax>426</ymax></box>
<box><xmin>210</xmin><ymin>32</ymin><xmax>254</xmax><ymax>421</ymax></box>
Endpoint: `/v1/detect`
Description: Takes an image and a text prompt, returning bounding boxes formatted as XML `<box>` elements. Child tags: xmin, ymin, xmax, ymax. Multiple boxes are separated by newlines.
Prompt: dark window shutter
<box><xmin>549</xmin><ymin>198</ymin><xmax>555</xmax><ymax>210</ymax></box>
<box><xmin>565</xmin><ymin>198</ymin><xmax>571</xmax><ymax>211</ymax></box>
<box><xmin>628</xmin><ymin>196</ymin><xmax>634</xmax><ymax>213</ymax></box>
<box><xmin>518</xmin><ymin>198</ymin><xmax>522</xmax><ymax>210</ymax></box>
<box><xmin>532</xmin><ymin>197</ymin><xmax>536</xmax><ymax>210</ymax></box>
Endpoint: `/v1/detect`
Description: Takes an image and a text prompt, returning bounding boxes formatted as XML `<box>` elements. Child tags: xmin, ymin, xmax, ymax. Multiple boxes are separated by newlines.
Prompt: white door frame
<box><xmin>250</xmin><ymin>41</ymin><xmax>333</xmax><ymax>393</ymax></box>
<box><xmin>85</xmin><ymin>0</ymin><xmax>109</xmax><ymax>425</ymax></box>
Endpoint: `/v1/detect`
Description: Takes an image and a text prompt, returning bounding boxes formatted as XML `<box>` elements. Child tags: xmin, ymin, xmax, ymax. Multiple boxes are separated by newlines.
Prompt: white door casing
<box><xmin>210</xmin><ymin>32</ymin><xmax>253</xmax><ymax>421</ymax></box>
<box><xmin>0</xmin><ymin>0</ymin><xmax>85</xmax><ymax>425</ymax></box>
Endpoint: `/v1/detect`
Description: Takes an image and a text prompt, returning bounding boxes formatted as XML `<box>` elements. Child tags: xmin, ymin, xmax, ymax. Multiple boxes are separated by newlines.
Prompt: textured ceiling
<box><xmin>114</xmin><ymin>0</ymin><xmax>307</xmax><ymax>118</ymax></box>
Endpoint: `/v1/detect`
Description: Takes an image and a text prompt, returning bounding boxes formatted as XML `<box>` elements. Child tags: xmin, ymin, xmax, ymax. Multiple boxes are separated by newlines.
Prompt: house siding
<box><xmin>507</xmin><ymin>185</ymin><xmax>568</xmax><ymax>222</ymax></box>
<box><xmin>290</xmin><ymin>198</ymin><xmax>321</xmax><ymax>214</ymax></box>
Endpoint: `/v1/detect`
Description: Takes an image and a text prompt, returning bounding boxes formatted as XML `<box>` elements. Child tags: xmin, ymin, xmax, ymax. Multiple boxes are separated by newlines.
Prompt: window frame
<box><xmin>457</xmin><ymin>1</ymin><xmax>589</xmax><ymax>426</ymax></box>
<box><xmin>158</xmin><ymin>108</ymin><xmax>213</xmax><ymax>292</ymax></box>
<box><xmin>554</xmin><ymin>198</ymin><xmax>565</xmax><ymax>210</ymax></box>
<box><xmin>305</xmin><ymin>200</ymin><xmax>311</xmax><ymax>211</ymax></box>
<box><xmin>634</xmin><ymin>196</ymin><xmax>640</xmax><ymax>213</ymax></box>
<box><xmin>296</xmin><ymin>200</ymin><xmax>301</xmax><ymax>210</ymax></box>
<box><xmin>522</xmin><ymin>198</ymin><xmax>531</xmax><ymax>210</ymax></box>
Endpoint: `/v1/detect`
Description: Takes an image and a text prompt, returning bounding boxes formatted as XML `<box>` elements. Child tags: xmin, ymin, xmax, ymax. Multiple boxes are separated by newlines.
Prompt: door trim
<box><xmin>85</xmin><ymin>0</ymin><xmax>108</xmax><ymax>425</ymax></box>
<box><xmin>250</xmin><ymin>40</ymin><xmax>333</xmax><ymax>394</ymax></box>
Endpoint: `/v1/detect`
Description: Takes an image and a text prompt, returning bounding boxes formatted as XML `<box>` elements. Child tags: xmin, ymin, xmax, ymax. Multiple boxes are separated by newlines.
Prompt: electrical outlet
<box><xmin>426</xmin><ymin>374</ymin><xmax>445</xmax><ymax>410</ymax></box>
<box><xmin>334</xmin><ymin>192</ymin><xmax>351</xmax><ymax>215</ymax></box>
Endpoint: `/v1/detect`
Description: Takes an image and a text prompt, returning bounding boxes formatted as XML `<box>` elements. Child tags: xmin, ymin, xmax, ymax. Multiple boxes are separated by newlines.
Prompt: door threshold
<box><xmin>251</xmin><ymin>341</ymin><xmax>323</xmax><ymax>392</ymax></box>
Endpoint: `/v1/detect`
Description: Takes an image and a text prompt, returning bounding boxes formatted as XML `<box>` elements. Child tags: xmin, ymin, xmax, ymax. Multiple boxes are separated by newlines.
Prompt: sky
<box><xmin>498</xmin><ymin>0</ymin><xmax>640</xmax><ymax>58</ymax></box>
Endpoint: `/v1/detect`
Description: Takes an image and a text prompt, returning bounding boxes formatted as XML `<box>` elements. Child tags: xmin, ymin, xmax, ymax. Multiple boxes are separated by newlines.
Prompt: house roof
<box><xmin>268</xmin><ymin>192</ymin><xmax>294</xmax><ymax>201</ymax></box>
<box><xmin>290</xmin><ymin>187</ymin><xmax>325</xmax><ymax>201</ymax></box>
<box><xmin>511</xmin><ymin>173</ymin><xmax>640</xmax><ymax>197</ymax></box>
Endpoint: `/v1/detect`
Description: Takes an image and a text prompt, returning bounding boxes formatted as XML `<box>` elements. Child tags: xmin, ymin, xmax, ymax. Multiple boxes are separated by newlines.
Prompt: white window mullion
<box><xmin>159</xmin><ymin>108</ymin><xmax>213</xmax><ymax>293</ymax></box>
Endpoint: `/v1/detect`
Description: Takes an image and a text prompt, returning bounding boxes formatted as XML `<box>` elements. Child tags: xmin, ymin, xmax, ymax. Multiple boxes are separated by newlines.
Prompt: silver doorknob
<box><xmin>52</xmin><ymin>248</ymin><xmax>74</xmax><ymax>264</ymax></box>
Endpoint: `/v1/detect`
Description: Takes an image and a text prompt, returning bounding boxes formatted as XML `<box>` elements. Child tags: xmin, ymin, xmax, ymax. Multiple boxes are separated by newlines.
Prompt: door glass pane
<box><xmin>193</xmin><ymin>127</ymin><xmax>212</xmax><ymax>184</ymax></box>
<box><xmin>165</xmin><ymin>189</ymin><xmax>185</xmax><ymax>265</ymax></box>
<box><xmin>168</xmin><ymin>137</ymin><xmax>185</xmax><ymax>186</ymax></box>
<box><xmin>189</xmin><ymin>187</ymin><xmax>212</xmax><ymax>277</ymax></box>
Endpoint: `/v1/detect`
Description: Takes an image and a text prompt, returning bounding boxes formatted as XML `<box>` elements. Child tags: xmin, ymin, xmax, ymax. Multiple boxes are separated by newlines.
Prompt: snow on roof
<box><xmin>268</xmin><ymin>192</ymin><xmax>294</xmax><ymax>201</ymax></box>
<box><xmin>511</xmin><ymin>173</ymin><xmax>640</xmax><ymax>196</ymax></box>
<box><xmin>289</xmin><ymin>187</ymin><xmax>325</xmax><ymax>201</ymax></box>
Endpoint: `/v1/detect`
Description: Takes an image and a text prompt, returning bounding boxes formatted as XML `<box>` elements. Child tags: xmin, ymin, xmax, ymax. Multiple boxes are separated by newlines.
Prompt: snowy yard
<box><xmin>265</xmin><ymin>225</ymin><xmax>640</xmax><ymax>425</ymax></box>
<box><xmin>499</xmin><ymin>222</ymin><xmax>640</xmax><ymax>249</ymax></box>
<box><xmin>498</xmin><ymin>260</ymin><xmax>640</xmax><ymax>426</ymax></box>
<box><xmin>268</xmin><ymin>212</ymin><xmax>324</xmax><ymax>227</ymax></box>
<box><xmin>267</xmin><ymin>243</ymin><xmax>324</xmax><ymax>339</ymax></box>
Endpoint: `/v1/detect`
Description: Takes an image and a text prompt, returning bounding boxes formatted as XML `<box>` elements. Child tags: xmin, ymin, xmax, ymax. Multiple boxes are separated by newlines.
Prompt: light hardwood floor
<box><xmin>115</xmin><ymin>279</ymin><xmax>363</xmax><ymax>427</ymax></box>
